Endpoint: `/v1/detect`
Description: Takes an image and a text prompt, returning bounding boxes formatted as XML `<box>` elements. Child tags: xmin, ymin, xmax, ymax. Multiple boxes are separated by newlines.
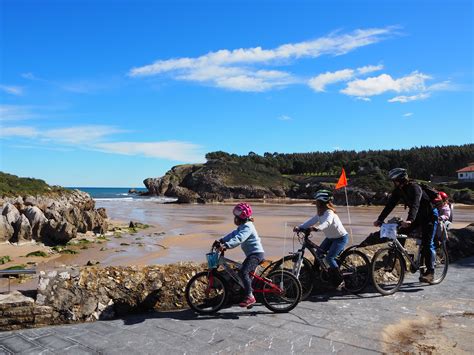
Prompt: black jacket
<box><xmin>377</xmin><ymin>181</ymin><xmax>434</xmax><ymax>223</ymax></box>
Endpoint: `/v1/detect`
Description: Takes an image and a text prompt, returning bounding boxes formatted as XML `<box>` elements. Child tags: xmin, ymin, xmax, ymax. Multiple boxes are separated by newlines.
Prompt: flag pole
<box><xmin>343</xmin><ymin>186</ymin><xmax>353</xmax><ymax>244</ymax></box>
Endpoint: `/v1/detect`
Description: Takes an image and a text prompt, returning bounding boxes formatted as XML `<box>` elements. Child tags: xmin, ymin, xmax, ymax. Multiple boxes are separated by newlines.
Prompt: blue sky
<box><xmin>1</xmin><ymin>0</ymin><xmax>472</xmax><ymax>187</ymax></box>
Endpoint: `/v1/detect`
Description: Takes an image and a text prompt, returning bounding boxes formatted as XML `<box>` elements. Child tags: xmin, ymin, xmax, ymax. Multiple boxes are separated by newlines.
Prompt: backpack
<box><xmin>419</xmin><ymin>183</ymin><xmax>439</xmax><ymax>201</ymax></box>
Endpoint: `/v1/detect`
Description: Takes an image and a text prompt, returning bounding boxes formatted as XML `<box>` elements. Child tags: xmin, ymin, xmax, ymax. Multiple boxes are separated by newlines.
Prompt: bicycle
<box><xmin>370</xmin><ymin>222</ymin><xmax>449</xmax><ymax>295</ymax></box>
<box><xmin>267</xmin><ymin>229</ymin><xmax>371</xmax><ymax>300</ymax></box>
<box><xmin>185</xmin><ymin>243</ymin><xmax>302</xmax><ymax>314</ymax></box>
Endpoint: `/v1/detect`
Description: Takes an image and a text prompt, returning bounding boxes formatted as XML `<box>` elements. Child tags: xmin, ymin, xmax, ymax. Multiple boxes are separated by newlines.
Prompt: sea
<box><xmin>67</xmin><ymin>187</ymin><xmax>176</xmax><ymax>203</ymax></box>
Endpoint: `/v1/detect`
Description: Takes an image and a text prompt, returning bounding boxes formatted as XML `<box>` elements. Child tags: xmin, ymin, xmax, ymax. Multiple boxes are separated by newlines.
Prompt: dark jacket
<box><xmin>377</xmin><ymin>181</ymin><xmax>434</xmax><ymax>224</ymax></box>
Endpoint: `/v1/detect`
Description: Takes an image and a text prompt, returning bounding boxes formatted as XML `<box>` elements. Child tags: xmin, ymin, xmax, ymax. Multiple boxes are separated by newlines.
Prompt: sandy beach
<box><xmin>1</xmin><ymin>200</ymin><xmax>473</xmax><ymax>291</ymax></box>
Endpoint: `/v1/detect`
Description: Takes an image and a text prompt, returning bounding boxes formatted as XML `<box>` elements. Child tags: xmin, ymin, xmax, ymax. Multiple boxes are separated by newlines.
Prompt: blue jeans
<box><xmin>240</xmin><ymin>252</ymin><xmax>265</xmax><ymax>297</ymax></box>
<box><xmin>319</xmin><ymin>235</ymin><xmax>349</xmax><ymax>268</ymax></box>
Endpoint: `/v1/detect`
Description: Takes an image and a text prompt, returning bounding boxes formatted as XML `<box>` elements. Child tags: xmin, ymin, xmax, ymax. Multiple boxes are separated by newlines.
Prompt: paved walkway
<box><xmin>1</xmin><ymin>257</ymin><xmax>473</xmax><ymax>354</ymax></box>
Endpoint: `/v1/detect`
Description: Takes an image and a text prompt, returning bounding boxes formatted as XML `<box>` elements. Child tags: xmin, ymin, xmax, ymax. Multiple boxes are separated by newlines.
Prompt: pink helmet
<box><xmin>439</xmin><ymin>191</ymin><xmax>448</xmax><ymax>201</ymax></box>
<box><xmin>233</xmin><ymin>202</ymin><xmax>253</xmax><ymax>219</ymax></box>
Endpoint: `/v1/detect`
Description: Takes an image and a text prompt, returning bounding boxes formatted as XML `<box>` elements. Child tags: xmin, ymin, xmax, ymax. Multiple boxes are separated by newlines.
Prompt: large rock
<box><xmin>169</xmin><ymin>186</ymin><xmax>201</xmax><ymax>204</ymax></box>
<box><xmin>12</xmin><ymin>215</ymin><xmax>32</xmax><ymax>243</ymax></box>
<box><xmin>44</xmin><ymin>219</ymin><xmax>77</xmax><ymax>245</ymax></box>
<box><xmin>0</xmin><ymin>216</ymin><xmax>14</xmax><ymax>243</ymax></box>
<box><xmin>23</xmin><ymin>206</ymin><xmax>48</xmax><ymax>240</ymax></box>
<box><xmin>2</xmin><ymin>203</ymin><xmax>21</xmax><ymax>226</ymax></box>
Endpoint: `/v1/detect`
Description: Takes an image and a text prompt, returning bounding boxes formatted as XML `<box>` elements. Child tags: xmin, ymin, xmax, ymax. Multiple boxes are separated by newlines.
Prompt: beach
<box><xmin>1</xmin><ymin>199</ymin><xmax>473</xmax><ymax>291</ymax></box>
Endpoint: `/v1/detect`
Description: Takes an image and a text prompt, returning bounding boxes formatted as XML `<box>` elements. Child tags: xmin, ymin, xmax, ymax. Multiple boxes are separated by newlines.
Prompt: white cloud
<box><xmin>42</xmin><ymin>125</ymin><xmax>125</xmax><ymax>144</ymax></box>
<box><xmin>278</xmin><ymin>115</ymin><xmax>292</xmax><ymax>121</ymax></box>
<box><xmin>1</xmin><ymin>124</ymin><xmax>204</xmax><ymax>163</ymax></box>
<box><xmin>341</xmin><ymin>71</ymin><xmax>430</xmax><ymax>97</ymax></box>
<box><xmin>0</xmin><ymin>105</ymin><xmax>36</xmax><ymax>121</ymax></box>
<box><xmin>0</xmin><ymin>126</ymin><xmax>39</xmax><ymax>138</ymax></box>
<box><xmin>388</xmin><ymin>93</ymin><xmax>430</xmax><ymax>103</ymax></box>
<box><xmin>403</xmin><ymin>112</ymin><xmax>414</xmax><ymax>117</ymax></box>
<box><xmin>356</xmin><ymin>97</ymin><xmax>371</xmax><ymax>102</ymax></box>
<box><xmin>0</xmin><ymin>85</ymin><xmax>23</xmax><ymax>96</ymax></box>
<box><xmin>308</xmin><ymin>69</ymin><xmax>355</xmax><ymax>92</ymax></box>
<box><xmin>21</xmin><ymin>73</ymin><xmax>39</xmax><ymax>80</ymax></box>
<box><xmin>427</xmin><ymin>80</ymin><xmax>457</xmax><ymax>92</ymax></box>
<box><xmin>94</xmin><ymin>141</ymin><xmax>205</xmax><ymax>162</ymax></box>
<box><xmin>129</xmin><ymin>27</ymin><xmax>396</xmax><ymax>92</ymax></box>
<box><xmin>308</xmin><ymin>64</ymin><xmax>383</xmax><ymax>92</ymax></box>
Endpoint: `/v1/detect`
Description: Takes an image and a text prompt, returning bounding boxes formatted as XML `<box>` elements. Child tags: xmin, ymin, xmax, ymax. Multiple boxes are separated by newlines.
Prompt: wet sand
<box><xmin>1</xmin><ymin>201</ymin><xmax>473</xmax><ymax>291</ymax></box>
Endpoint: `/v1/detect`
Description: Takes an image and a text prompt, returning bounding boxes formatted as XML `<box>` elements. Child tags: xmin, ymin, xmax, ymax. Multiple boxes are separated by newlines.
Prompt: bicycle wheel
<box><xmin>431</xmin><ymin>243</ymin><xmax>449</xmax><ymax>284</ymax></box>
<box><xmin>261</xmin><ymin>270</ymin><xmax>302</xmax><ymax>313</ymax></box>
<box><xmin>271</xmin><ymin>255</ymin><xmax>314</xmax><ymax>300</ymax></box>
<box><xmin>371</xmin><ymin>247</ymin><xmax>405</xmax><ymax>295</ymax></box>
<box><xmin>338</xmin><ymin>249</ymin><xmax>370</xmax><ymax>293</ymax></box>
<box><xmin>185</xmin><ymin>271</ymin><xmax>227</xmax><ymax>314</ymax></box>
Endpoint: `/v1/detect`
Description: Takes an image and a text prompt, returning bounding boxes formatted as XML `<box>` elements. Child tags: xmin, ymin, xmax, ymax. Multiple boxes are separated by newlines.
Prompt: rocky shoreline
<box><xmin>0</xmin><ymin>190</ymin><xmax>108</xmax><ymax>246</ymax></box>
<box><xmin>143</xmin><ymin>162</ymin><xmax>474</xmax><ymax>205</ymax></box>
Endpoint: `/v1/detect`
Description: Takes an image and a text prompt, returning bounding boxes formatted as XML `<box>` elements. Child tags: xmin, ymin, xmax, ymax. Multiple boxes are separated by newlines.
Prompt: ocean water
<box><xmin>68</xmin><ymin>187</ymin><xmax>176</xmax><ymax>203</ymax></box>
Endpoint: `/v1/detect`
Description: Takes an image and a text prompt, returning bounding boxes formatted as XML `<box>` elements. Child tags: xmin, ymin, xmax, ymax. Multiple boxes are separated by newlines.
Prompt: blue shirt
<box><xmin>220</xmin><ymin>221</ymin><xmax>265</xmax><ymax>257</ymax></box>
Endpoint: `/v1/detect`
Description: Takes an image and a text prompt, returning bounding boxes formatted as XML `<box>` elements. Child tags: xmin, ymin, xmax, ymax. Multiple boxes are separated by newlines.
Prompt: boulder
<box><xmin>44</xmin><ymin>219</ymin><xmax>77</xmax><ymax>245</ymax></box>
<box><xmin>23</xmin><ymin>206</ymin><xmax>48</xmax><ymax>240</ymax></box>
<box><xmin>63</xmin><ymin>206</ymin><xmax>87</xmax><ymax>233</ymax></box>
<box><xmin>44</xmin><ymin>208</ymin><xmax>62</xmax><ymax>222</ymax></box>
<box><xmin>23</xmin><ymin>195</ymin><xmax>37</xmax><ymax>206</ymax></box>
<box><xmin>2</xmin><ymin>203</ymin><xmax>21</xmax><ymax>225</ymax></box>
<box><xmin>0</xmin><ymin>216</ymin><xmax>14</xmax><ymax>243</ymax></box>
<box><xmin>169</xmin><ymin>186</ymin><xmax>201</xmax><ymax>203</ymax></box>
<box><xmin>13</xmin><ymin>215</ymin><xmax>32</xmax><ymax>243</ymax></box>
<box><xmin>97</xmin><ymin>208</ymin><xmax>107</xmax><ymax>219</ymax></box>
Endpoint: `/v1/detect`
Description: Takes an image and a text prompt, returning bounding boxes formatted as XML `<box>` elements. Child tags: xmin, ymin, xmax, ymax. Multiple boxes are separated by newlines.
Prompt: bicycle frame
<box><xmin>211</xmin><ymin>252</ymin><xmax>284</xmax><ymax>295</ymax></box>
<box><xmin>387</xmin><ymin>235</ymin><xmax>423</xmax><ymax>272</ymax></box>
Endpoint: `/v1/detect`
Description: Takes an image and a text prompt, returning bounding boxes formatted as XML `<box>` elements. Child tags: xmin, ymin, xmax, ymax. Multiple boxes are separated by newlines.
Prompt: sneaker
<box><xmin>239</xmin><ymin>296</ymin><xmax>256</xmax><ymax>308</ymax></box>
<box><xmin>335</xmin><ymin>281</ymin><xmax>346</xmax><ymax>292</ymax></box>
<box><xmin>419</xmin><ymin>272</ymin><xmax>434</xmax><ymax>284</ymax></box>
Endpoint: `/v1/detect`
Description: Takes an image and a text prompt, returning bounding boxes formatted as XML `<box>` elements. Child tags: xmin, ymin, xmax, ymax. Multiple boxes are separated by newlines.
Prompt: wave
<box><xmin>95</xmin><ymin>196</ymin><xmax>178</xmax><ymax>203</ymax></box>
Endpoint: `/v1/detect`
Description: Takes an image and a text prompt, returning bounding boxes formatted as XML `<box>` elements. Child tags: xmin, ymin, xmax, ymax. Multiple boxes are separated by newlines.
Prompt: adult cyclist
<box><xmin>373</xmin><ymin>168</ymin><xmax>439</xmax><ymax>284</ymax></box>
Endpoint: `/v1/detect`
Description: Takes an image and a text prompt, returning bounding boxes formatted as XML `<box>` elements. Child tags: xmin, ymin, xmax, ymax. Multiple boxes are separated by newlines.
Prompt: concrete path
<box><xmin>1</xmin><ymin>257</ymin><xmax>473</xmax><ymax>354</ymax></box>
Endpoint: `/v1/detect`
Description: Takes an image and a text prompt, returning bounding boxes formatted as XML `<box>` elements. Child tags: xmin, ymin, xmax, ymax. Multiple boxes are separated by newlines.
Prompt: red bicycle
<box><xmin>185</xmin><ymin>244</ymin><xmax>302</xmax><ymax>314</ymax></box>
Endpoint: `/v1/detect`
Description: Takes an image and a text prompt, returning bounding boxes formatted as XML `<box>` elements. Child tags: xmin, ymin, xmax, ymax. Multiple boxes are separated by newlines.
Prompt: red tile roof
<box><xmin>457</xmin><ymin>165</ymin><xmax>474</xmax><ymax>172</ymax></box>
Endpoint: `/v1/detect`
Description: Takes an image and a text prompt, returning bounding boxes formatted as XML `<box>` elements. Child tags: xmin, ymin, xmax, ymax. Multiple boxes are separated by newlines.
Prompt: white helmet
<box><xmin>388</xmin><ymin>168</ymin><xmax>408</xmax><ymax>181</ymax></box>
<box><xmin>313</xmin><ymin>190</ymin><xmax>333</xmax><ymax>202</ymax></box>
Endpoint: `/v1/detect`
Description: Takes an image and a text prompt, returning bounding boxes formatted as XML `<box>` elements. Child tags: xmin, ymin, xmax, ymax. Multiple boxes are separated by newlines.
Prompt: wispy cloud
<box><xmin>403</xmin><ymin>112</ymin><xmax>414</xmax><ymax>117</ymax></box>
<box><xmin>129</xmin><ymin>27</ymin><xmax>396</xmax><ymax>92</ymax></box>
<box><xmin>308</xmin><ymin>64</ymin><xmax>383</xmax><ymax>92</ymax></box>
<box><xmin>0</xmin><ymin>124</ymin><xmax>204</xmax><ymax>163</ymax></box>
<box><xmin>94</xmin><ymin>141</ymin><xmax>205</xmax><ymax>162</ymax></box>
<box><xmin>278</xmin><ymin>115</ymin><xmax>292</xmax><ymax>121</ymax></box>
<box><xmin>388</xmin><ymin>93</ymin><xmax>430</xmax><ymax>103</ymax></box>
<box><xmin>0</xmin><ymin>85</ymin><xmax>23</xmax><ymax>96</ymax></box>
<box><xmin>0</xmin><ymin>105</ymin><xmax>37</xmax><ymax>121</ymax></box>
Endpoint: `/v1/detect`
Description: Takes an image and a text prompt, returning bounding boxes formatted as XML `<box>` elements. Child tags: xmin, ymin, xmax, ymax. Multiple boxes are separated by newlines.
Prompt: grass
<box><xmin>52</xmin><ymin>246</ymin><xmax>78</xmax><ymax>255</ymax></box>
<box><xmin>25</xmin><ymin>251</ymin><xmax>48</xmax><ymax>258</ymax></box>
<box><xmin>0</xmin><ymin>256</ymin><xmax>11</xmax><ymax>265</ymax></box>
<box><xmin>0</xmin><ymin>171</ymin><xmax>70</xmax><ymax>197</ymax></box>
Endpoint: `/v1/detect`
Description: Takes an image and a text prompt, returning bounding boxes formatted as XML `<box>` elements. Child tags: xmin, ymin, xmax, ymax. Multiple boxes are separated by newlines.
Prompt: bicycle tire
<box><xmin>271</xmin><ymin>255</ymin><xmax>315</xmax><ymax>300</ymax></box>
<box><xmin>261</xmin><ymin>270</ymin><xmax>302</xmax><ymax>313</ymax></box>
<box><xmin>371</xmin><ymin>247</ymin><xmax>405</xmax><ymax>296</ymax></box>
<box><xmin>185</xmin><ymin>271</ymin><xmax>227</xmax><ymax>314</ymax></box>
<box><xmin>431</xmin><ymin>243</ymin><xmax>449</xmax><ymax>284</ymax></box>
<box><xmin>338</xmin><ymin>249</ymin><xmax>370</xmax><ymax>293</ymax></box>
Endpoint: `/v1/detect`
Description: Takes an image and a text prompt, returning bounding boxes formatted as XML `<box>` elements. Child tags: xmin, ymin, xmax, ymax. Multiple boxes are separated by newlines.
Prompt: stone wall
<box><xmin>0</xmin><ymin>292</ymin><xmax>53</xmax><ymax>331</ymax></box>
<box><xmin>35</xmin><ymin>263</ymin><xmax>203</xmax><ymax>324</ymax></box>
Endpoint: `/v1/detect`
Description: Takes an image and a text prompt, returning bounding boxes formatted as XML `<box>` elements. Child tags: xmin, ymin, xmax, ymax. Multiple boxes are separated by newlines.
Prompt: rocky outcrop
<box><xmin>0</xmin><ymin>216</ymin><xmax>14</xmax><ymax>243</ymax></box>
<box><xmin>0</xmin><ymin>292</ymin><xmax>53</xmax><ymax>331</ymax></box>
<box><xmin>1</xmin><ymin>189</ymin><xmax>108</xmax><ymax>245</ymax></box>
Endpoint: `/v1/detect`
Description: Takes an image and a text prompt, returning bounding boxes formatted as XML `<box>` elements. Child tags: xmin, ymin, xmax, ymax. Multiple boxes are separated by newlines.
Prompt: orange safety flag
<box><xmin>335</xmin><ymin>168</ymin><xmax>348</xmax><ymax>190</ymax></box>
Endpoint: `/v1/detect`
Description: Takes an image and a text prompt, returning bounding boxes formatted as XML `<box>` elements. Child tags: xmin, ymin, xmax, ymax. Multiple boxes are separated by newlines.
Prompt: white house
<box><xmin>457</xmin><ymin>163</ymin><xmax>474</xmax><ymax>182</ymax></box>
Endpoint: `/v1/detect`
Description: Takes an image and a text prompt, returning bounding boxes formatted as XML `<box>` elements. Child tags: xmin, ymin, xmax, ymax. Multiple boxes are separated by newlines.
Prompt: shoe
<box><xmin>335</xmin><ymin>281</ymin><xmax>346</xmax><ymax>292</ymax></box>
<box><xmin>239</xmin><ymin>296</ymin><xmax>256</xmax><ymax>308</ymax></box>
<box><xmin>419</xmin><ymin>272</ymin><xmax>434</xmax><ymax>284</ymax></box>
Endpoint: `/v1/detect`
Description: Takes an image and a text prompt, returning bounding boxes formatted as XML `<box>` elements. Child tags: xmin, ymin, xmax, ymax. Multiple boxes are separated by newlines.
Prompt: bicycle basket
<box><xmin>206</xmin><ymin>252</ymin><xmax>219</xmax><ymax>269</ymax></box>
<box><xmin>381</xmin><ymin>223</ymin><xmax>398</xmax><ymax>240</ymax></box>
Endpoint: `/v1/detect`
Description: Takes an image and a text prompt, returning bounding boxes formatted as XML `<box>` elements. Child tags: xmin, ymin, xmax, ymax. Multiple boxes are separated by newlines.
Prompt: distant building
<box><xmin>457</xmin><ymin>163</ymin><xmax>474</xmax><ymax>182</ymax></box>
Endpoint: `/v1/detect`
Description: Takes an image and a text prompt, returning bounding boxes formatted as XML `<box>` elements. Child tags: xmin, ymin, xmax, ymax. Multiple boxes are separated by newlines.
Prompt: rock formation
<box><xmin>0</xmin><ymin>189</ymin><xmax>108</xmax><ymax>245</ymax></box>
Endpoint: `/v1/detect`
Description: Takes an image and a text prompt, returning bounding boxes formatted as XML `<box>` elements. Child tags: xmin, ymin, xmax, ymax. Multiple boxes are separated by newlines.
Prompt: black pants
<box><xmin>240</xmin><ymin>253</ymin><xmax>265</xmax><ymax>297</ymax></box>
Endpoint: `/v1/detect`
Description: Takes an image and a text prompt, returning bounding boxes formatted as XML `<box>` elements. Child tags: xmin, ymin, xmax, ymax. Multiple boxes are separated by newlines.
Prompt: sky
<box><xmin>0</xmin><ymin>0</ymin><xmax>473</xmax><ymax>187</ymax></box>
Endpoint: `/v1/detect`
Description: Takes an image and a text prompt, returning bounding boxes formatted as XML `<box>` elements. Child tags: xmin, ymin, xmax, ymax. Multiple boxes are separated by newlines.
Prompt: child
<box><xmin>434</xmin><ymin>192</ymin><xmax>452</xmax><ymax>242</ymax></box>
<box><xmin>293</xmin><ymin>190</ymin><xmax>348</xmax><ymax>289</ymax></box>
<box><xmin>218</xmin><ymin>203</ymin><xmax>265</xmax><ymax>307</ymax></box>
